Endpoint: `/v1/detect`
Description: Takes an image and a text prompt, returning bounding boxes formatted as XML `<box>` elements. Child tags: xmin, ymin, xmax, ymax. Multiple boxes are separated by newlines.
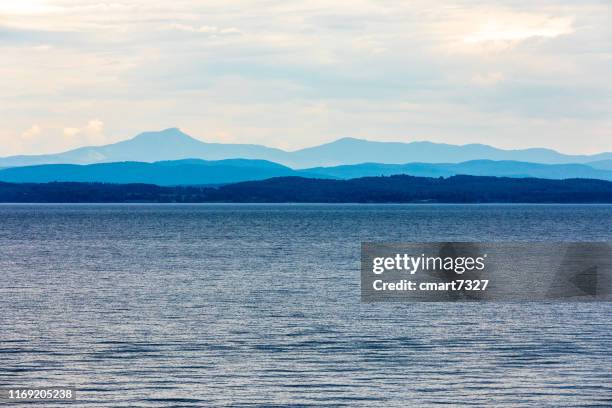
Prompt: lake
<box><xmin>1</xmin><ymin>204</ymin><xmax>611</xmax><ymax>407</ymax></box>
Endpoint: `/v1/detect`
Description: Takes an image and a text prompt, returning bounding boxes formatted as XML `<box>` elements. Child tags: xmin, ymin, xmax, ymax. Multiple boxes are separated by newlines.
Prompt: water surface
<box><xmin>1</xmin><ymin>204</ymin><xmax>611</xmax><ymax>407</ymax></box>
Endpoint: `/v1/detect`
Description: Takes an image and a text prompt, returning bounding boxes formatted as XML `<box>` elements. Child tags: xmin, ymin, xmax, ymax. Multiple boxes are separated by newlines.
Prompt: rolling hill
<box><xmin>0</xmin><ymin>159</ymin><xmax>308</xmax><ymax>186</ymax></box>
<box><xmin>304</xmin><ymin>160</ymin><xmax>612</xmax><ymax>181</ymax></box>
<box><xmin>2</xmin><ymin>158</ymin><xmax>612</xmax><ymax>185</ymax></box>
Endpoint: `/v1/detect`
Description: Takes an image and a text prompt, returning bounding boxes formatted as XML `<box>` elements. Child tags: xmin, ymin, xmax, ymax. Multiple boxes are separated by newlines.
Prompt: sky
<box><xmin>0</xmin><ymin>0</ymin><xmax>611</xmax><ymax>156</ymax></box>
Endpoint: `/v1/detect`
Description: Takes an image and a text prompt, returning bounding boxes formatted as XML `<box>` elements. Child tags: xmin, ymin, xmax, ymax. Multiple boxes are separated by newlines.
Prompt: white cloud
<box><xmin>0</xmin><ymin>1</ymin><xmax>60</xmax><ymax>15</ymax></box>
<box><xmin>0</xmin><ymin>1</ymin><xmax>610</xmax><ymax>155</ymax></box>
<box><xmin>63</xmin><ymin>127</ymin><xmax>80</xmax><ymax>137</ymax></box>
<box><xmin>462</xmin><ymin>14</ymin><xmax>574</xmax><ymax>49</ymax></box>
<box><xmin>21</xmin><ymin>124</ymin><xmax>42</xmax><ymax>140</ymax></box>
<box><xmin>86</xmin><ymin>119</ymin><xmax>103</xmax><ymax>133</ymax></box>
<box><xmin>432</xmin><ymin>9</ymin><xmax>577</xmax><ymax>54</ymax></box>
<box><xmin>170</xmin><ymin>24</ymin><xmax>242</xmax><ymax>35</ymax></box>
<box><xmin>1</xmin><ymin>120</ymin><xmax>115</xmax><ymax>155</ymax></box>
<box><xmin>63</xmin><ymin>120</ymin><xmax>105</xmax><ymax>144</ymax></box>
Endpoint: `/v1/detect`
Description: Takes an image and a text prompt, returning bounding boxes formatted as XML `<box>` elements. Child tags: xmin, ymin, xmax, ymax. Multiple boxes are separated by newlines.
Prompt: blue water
<box><xmin>0</xmin><ymin>204</ymin><xmax>611</xmax><ymax>407</ymax></box>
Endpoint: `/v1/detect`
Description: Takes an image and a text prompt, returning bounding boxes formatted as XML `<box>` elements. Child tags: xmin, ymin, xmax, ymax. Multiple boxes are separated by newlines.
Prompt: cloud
<box><xmin>63</xmin><ymin>127</ymin><xmax>80</xmax><ymax>137</ymax></box>
<box><xmin>0</xmin><ymin>1</ymin><xmax>61</xmax><ymax>15</ymax></box>
<box><xmin>461</xmin><ymin>14</ymin><xmax>574</xmax><ymax>51</ymax></box>
<box><xmin>432</xmin><ymin>9</ymin><xmax>577</xmax><ymax>54</ymax></box>
<box><xmin>21</xmin><ymin>124</ymin><xmax>42</xmax><ymax>140</ymax></box>
<box><xmin>1</xmin><ymin>120</ymin><xmax>115</xmax><ymax>156</ymax></box>
<box><xmin>0</xmin><ymin>1</ymin><xmax>610</xmax><ymax>156</ymax></box>
<box><xmin>63</xmin><ymin>120</ymin><xmax>106</xmax><ymax>144</ymax></box>
<box><xmin>0</xmin><ymin>25</ymin><xmax>76</xmax><ymax>45</ymax></box>
<box><xmin>170</xmin><ymin>24</ymin><xmax>242</xmax><ymax>35</ymax></box>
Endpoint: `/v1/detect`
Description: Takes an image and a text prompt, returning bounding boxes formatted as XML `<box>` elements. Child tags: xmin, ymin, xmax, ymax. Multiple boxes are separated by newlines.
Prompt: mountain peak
<box><xmin>338</xmin><ymin>137</ymin><xmax>387</xmax><ymax>144</ymax></box>
<box><xmin>160</xmin><ymin>127</ymin><xmax>184</xmax><ymax>135</ymax></box>
<box><xmin>335</xmin><ymin>137</ymin><xmax>363</xmax><ymax>142</ymax></box>
<box><xmin>133</xmin><ymin>127</ymin><xmax>191</xmax><ymax>139</ymax></box>
<box><xmin>125</xmin><ymin>128</ymin><xmax>203</xmax><ymax>148</ymax></box>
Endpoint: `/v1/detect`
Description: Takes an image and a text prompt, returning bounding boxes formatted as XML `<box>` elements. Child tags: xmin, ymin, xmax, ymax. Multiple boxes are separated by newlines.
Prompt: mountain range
<box><xmin>2</xmin><ymin>128</ymin><xmax>612</xmax><ymax>169</ymax></box>
<box><xmin>2</xmin><ymin>158</ymin><xmax>612</xmax><ymax>185</ymax></box>
<box><xmin>0</xmin><ymin>159</ymin><xmax>304</xmax><ymax>185</ymax></box>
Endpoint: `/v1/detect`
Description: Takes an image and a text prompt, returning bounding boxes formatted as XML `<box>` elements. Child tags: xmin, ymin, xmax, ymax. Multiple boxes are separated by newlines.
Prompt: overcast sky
<box><xmin>1</xmin><ymin>0</ymin><xmax>611</xmax><ymax>155</ymax></box>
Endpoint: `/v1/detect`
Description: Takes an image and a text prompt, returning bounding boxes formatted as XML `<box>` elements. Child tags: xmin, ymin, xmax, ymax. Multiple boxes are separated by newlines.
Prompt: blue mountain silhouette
<box><xmin>1</xmin><ymin>128</ymin><xmax>611</xmax><ymax>168</ymax></box>
<box><xmin>2</xmin><ymin>158</ymin><xmax>612</xmax><ymax>185</ymax></box>
<box><xmin>0</xmin><ymin>159</ymin><xmax>310</xmax><ymax>185</ymax></box>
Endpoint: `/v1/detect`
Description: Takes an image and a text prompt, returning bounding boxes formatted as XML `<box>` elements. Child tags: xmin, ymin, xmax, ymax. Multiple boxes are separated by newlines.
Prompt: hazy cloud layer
<box><xmin>0</xmin><ymin>0</ymin><xmax>611</xmax><ymax>155</ymax></box>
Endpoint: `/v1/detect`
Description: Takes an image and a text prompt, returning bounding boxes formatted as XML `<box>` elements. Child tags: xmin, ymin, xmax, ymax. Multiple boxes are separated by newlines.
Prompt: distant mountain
<box><xmin>588</xmin><ymin>160</ymin><xmax>612</xmax><ymax>171</ymax></box>
<box><xmin>2</xmin><ymin>158</ymin><xmax>612</xmax><ymax>185</ymax></box>
<box><xmin>2</xmin><ymin>175</ymin><xmax>612</xmax><ymax>203</ymax></box>
<box><xmin>0</xmin><ymin>128</ymin><xmax>291</xmax><ymax>168</ymax></box>
<box><xmin>1</xmin><ymin>128</ymin><xmax>611</xmax><ymax>168</ymax></box>
<box><xmin>293</xmin><ymin>138</ymin><xmax>612</xmax><ymax>167</ymax></box>
<box><xmin>0</xmin><ymin>159</ymin><xmax>309</xmax><ymax>186</ymax></box>
<box><xmin>304</xmin><ymin>160</ymin><xmax>612</xmax><ymax>181</ymax></box>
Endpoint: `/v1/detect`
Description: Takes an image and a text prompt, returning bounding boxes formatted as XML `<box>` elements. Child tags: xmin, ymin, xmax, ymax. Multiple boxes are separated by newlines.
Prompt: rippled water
<box><xmin>1</xmin><ymin>204</ymin><xmax>611</xmax><ymax>407</ymax></box>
